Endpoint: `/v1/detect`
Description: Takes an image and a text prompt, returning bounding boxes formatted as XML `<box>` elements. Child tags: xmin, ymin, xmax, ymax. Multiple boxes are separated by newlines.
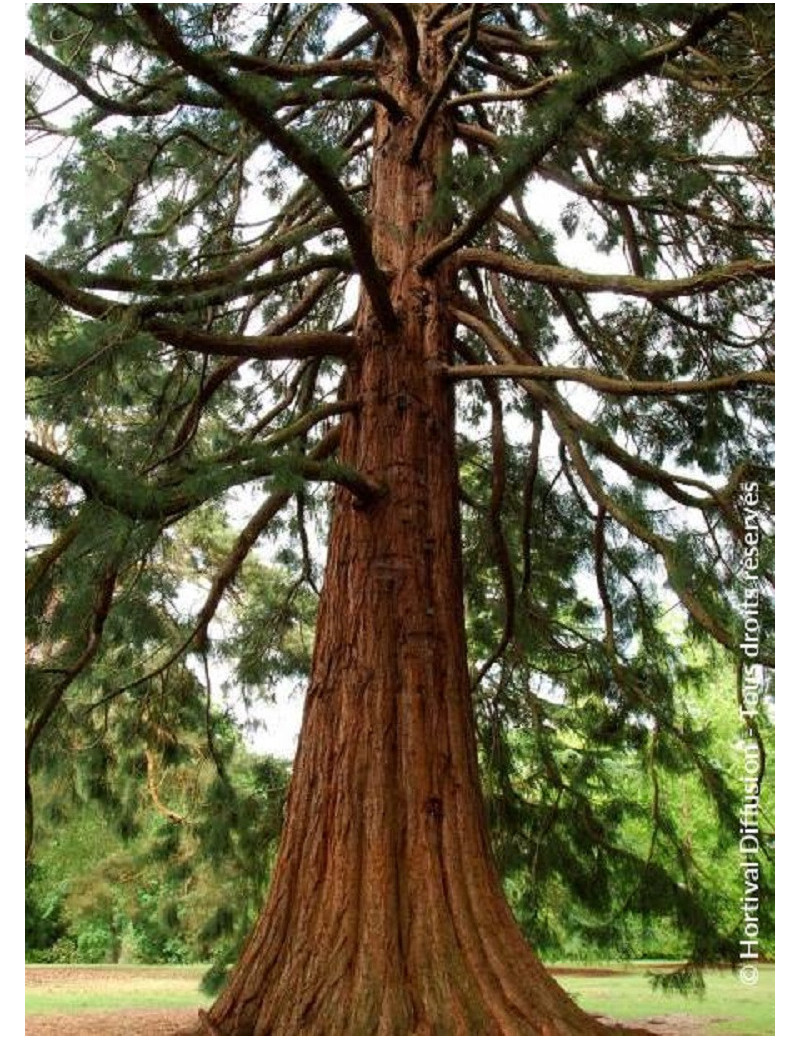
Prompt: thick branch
<box><xmin>223</xmin><ymin>53</ymin><xmax>377</xmax><ymax>81</ymax></box>
<box><xmin>444</xmin><ymin>364</ymin><xmax>774</xmax><ymax>396</ymax></box>
<box><xmin>385</xmin><ymin>5</ymin><xmax>421</xmax><ymax>81</ymax></box>
<box><xmin>455</xmin><ymin>248</ymin><xmax>774</xmax><ymax>300</ymax></box>
<box><xmin>26</xmin><ymin>256</ymin><xmax>355</xmax><ymax>362</ymax></box>
<box><xmin>26</xmin><ymin>426</ymin><xmax>384</xmax><ymax>523</ymax></box>
<box><xmin>349</xmin><ymin>5</ymin><xmax>400</xmax><ymax>46</ymax></box>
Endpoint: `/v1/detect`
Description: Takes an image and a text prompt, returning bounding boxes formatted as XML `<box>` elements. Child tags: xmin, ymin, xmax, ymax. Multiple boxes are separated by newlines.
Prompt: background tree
<box><xmin>26</xmin><ymin>694</ymin><xmax>291</xmax><ymax>973</ymax></box>
<box><xmin>26</xmin><ymin>3</ymin><xmax>774</xmax><ymax>1035</ymax></box>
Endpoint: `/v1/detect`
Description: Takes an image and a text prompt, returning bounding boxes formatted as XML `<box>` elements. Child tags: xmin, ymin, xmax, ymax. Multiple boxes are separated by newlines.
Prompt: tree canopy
<box><xmin>26</xmin><ymin>3</ymin><xmax>774</xmax><ymax>1034</ymax></box>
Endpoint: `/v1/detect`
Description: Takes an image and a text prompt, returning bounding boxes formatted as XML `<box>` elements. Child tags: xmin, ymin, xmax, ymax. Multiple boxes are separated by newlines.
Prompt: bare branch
<box><xmin>454</xmin><ymin>248</ymin><xmax>774</xmax><ymax>300</ymax></box>
<box><xmin>444</xmin><ymin>364</ymin><xmax>774</xmax><ymax>397</ymax></box>
<box><xmin>223</xmin><ymin>53</ymin><xmax>377</xmax><ymax>81</ymax></box>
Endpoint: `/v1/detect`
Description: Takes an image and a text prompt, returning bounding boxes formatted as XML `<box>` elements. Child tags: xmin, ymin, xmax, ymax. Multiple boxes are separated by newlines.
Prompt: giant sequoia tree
<box><xmin>26</xmin><ymin>3</ymin><xmax>774</xmax><ymax>1035</ymax></box>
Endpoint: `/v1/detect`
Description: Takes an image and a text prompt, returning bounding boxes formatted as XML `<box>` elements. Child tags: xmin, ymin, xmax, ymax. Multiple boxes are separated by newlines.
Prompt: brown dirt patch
<box><xmin>609</xmin><ymin>1013</ymin><xmax>734</xmax><ymax>1035</ymax></box>
<box><xmin>26</xmin><ymin>966</ymin><xmax>199</xmax><ymax>989</ymax></box>
<box><xmin>26</xmin><ymin>1009</ymin><xmax>200</xmax><ymax>1036</ymax></box>
<box><xmin>552</xmin><ymin>966</ymin><xmax>635</xmax><ymax>978</ymax></box>
<box><xmin>25</xmin><ymin>1009</ymin><xmax>727</xmax><ymax>1036</ymax></box>
<box><xmin>550</xmin><ymin>963</ymin><xmax>682</xmax><ymax>979</ymax></box>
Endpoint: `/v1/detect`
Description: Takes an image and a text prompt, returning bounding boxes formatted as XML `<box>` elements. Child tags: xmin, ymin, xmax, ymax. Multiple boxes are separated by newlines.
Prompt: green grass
<box><xmin>25</xmin><ymin>964</ymin><xmax>211</xmax><ymax>1016</ymax></box>
<box><xmin>25</xmin><ymin>962</ymin><xmax>775</xmax><ymax>1034</ymax></box>
<box><xmin>558</xmin><ymin>963</ymin><xmax>775</xmax><ymax>1036</ymax></box>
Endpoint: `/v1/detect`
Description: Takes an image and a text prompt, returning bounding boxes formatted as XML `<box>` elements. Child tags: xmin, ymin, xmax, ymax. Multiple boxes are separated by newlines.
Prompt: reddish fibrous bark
<box><xmin>206</xmin><ymin>17</ymin><xmax>623</xmax><ymax>1037</ymax></box>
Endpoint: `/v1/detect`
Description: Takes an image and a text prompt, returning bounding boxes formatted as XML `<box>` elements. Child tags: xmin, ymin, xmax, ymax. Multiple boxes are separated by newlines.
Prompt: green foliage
<box><xmin>459</xmin><ymin>428</ymin><xmax>773</xmax><ymax>965</ymax></box>
<box><xmin>26</xmin><ymin>863</ymin><xmax>69</xmax><ymax>955</ymax></box>
<box><xmin>27</xmin><ymin>672</ymin><xmax>290</xmax><ymax>967</ymax></box>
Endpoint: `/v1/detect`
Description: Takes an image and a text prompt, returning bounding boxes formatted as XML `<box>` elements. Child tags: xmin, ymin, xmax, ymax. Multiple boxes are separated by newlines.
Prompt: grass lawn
<box><xmin>25</xmin><ymin>961</ymin><xmax>775</xmax><ymax>1035</ymax></box>
<box><xmin>25</xmin><ymin>964</ymin><xmax>212</xmax><ymax>1015</ymax></box>
<box><xmin>554</xmin><ymin>962</ymin><xmax>775</xmax><ymax>1036</ymax></box>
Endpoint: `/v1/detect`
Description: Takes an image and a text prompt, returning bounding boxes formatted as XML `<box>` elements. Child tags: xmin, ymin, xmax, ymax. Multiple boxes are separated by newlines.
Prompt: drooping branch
<box><xmin>165</xmin><ymin>271</ymin><xmax>342</xmax><ymax>466</ymax></box>
<box><xmin>452</xmin><ymin>303</ymin><xmax>773</xmax><ymax>666</ymax></box>
<box><xmin>593</xmin><ymin>505</ymin><xmax>618</xmax><ymax>661</ymax></box>
<box><xmin>456</xmin><ymin>338</ymin><xmax>515</xmax><ymax>691</ymax></box>
<box><xmin>193</xmin><ymin>426</ymin><xmax>341</xmax><ymax>650</ymax></box>
<box><xmin>494</xmin><ymin>196</ymin><xmax>771</xmax><ymax>364</ymax></box>
<box><xmin>133</xmin><ymin>5</ymin><xmax>397</xmax><ymax>331</ymax></box>
<box><xmin>88</xmin><ymin>427</ymin><xmax>343</xmax><ymax>705</ymax></box>
<box><xmin>451</xmin><ymin>303</ymin><xmax>749</xmax><ymax>513</ymax></box>
<box><xmin>554</xmin><ymin>413</ymin><xmax>773</xmax><ymax>665</ymax></box>
<box><xmin>520</xmin><ymin>415</ymin><xmax>543</xmax><ymax>597</ymax></box>
<box><xmin>26</xmin><ymin>557</ymin><xmax>121</xmax><ymax>857</ymax></box>
<box><xmin>144</xmin><ymin>748</ymin><xmax>186</xmax><ymax>825</ymax></box>
<box><xmin>532</xmin><ymin>161</ymin><xmax>774</xmax><ymax>243</ymax></box>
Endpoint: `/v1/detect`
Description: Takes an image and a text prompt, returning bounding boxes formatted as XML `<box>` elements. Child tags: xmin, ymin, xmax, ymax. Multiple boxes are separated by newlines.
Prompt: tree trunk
<box><xmin>207</xmin><ymin>21</ymin><xmax>620</xmax><ymax>1037</ymax></box>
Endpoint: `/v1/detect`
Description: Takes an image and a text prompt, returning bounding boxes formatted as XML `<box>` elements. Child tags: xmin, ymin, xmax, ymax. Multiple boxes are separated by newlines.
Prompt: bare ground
<box><xmin>26</xmin><ymin>1008</ymin><xmax>199</xmax><ymax>1036</ymax></box>
<box><xmin>23</xmin><ymin>966</ymin><xmax>731</xmax><ymax>1036</ymax></box>
<box><xmin>24</xmin><ymin>1009</ymin><xmax>731</xmax><ymax>1036</ymax></box>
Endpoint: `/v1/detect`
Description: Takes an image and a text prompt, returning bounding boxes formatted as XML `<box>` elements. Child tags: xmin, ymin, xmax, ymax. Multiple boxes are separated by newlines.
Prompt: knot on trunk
<box><xmin>424</xmin><ymin>795</ymin><xmax>444</xmax><ymax>820</ymax></box>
